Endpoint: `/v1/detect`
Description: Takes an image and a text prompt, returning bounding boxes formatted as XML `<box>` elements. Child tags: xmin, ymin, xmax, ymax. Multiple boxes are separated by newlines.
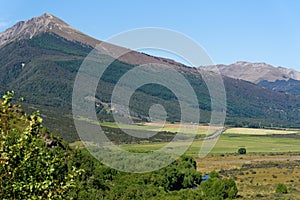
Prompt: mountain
<box><xmin>0</xmin><ymin>13</ymin><xmax>99</xmax><ymax>48</ymax></box>
<box><xmin>1</xmin><ymin>14</ymin><xmax>300</xmax><ymax>142</ymax></box>
<box><xmin>214</xmin><ymin>61</ymin><xmax>300</xmax><ymax>83</ymax></box>
<box><xmin>213</xmin><ymin>61</ymin><xmax>300</xmax><ymax>95</ymax></box>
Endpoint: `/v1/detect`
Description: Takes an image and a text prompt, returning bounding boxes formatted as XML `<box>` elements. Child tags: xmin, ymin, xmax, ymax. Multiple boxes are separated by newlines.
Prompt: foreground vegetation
<box><xmin>0</xmin><ymin>91</ymin><xmax>82</xmax><ymax>199</ymax></box>
<box><xmin>0</xmin><ymin>93</ymin><xmax>238</xmax><ymax>199</ymax></box>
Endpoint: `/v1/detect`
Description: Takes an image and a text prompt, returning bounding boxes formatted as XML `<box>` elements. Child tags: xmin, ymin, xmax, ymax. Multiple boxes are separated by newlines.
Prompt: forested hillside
<box><xmin>1</xmin><ymin>14</ymin><xmax>300</xmax><ymax>142</ymax></box>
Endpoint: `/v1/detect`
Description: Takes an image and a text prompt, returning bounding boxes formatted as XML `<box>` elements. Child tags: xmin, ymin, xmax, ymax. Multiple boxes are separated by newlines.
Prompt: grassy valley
<box><xmin>68</xmin><ymin>121</ymin><xmax>300</xmax><ymax>199</ymax></box>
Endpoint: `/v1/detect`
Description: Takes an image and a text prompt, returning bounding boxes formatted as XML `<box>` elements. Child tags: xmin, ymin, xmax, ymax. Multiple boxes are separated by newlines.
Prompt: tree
<box><xmin>200</xmin><ymin>171</ymin><xmax>238</xmax><ymax>199</ymax></box>
<box><xmin>238</xmin><ymin>147</ymin><xmax>246</xmax><ymax>154</ymax></box>
<box><xmin>276</xmin><ymin>183</ymin><xmax>288</xmax><ymax>194</ymax></box>
<box><xmin>156</xmin><ymin>156</ymin><xmax>202</xmax><ymax>191</ymax></box>
<box><xmin>0</xmin><ymin>91</ymin><xmax>82</xmax><ymax>199</ymax></box>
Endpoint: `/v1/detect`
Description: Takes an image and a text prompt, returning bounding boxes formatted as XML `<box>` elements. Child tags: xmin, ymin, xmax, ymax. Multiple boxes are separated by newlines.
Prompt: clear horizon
<box><xmin>1</xmin><ymin>1</ymin><xmax>300</xmax><ymax>70</ymax></box>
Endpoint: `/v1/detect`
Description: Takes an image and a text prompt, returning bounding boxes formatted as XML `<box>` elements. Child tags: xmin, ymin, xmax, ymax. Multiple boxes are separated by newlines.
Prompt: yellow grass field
<box><xmin>224</xmin><ymin>127</ymin><xmax>300</xmax><ymax>135</ymax></box>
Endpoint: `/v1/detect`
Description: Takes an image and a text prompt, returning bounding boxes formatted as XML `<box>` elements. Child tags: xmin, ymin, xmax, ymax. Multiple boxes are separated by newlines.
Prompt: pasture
<box><xmin>121</xmin><ymin>133</ymin><xmax>300</xmax><ymax>154</ymax></box>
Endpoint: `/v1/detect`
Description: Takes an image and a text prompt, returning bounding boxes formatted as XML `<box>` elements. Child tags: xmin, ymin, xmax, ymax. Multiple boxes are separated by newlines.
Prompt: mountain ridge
<box><xmin>0</xmin><ymin>13</ymin><xmax>198</xmax><ymax>71</ymax></box>
<box><xmin>210</xmin><ymin>61</ymin><xmax>300</xmax><ymax>95</ymax></box>
<box><xmin>1</xmin><ymin>14</ymin><xmax>300</xmax><ymax>142</ymax></box>
<box><xmin>212</xmin><ymin>61</ymin><xmax>300</xmax><ymax>83</ymax></box>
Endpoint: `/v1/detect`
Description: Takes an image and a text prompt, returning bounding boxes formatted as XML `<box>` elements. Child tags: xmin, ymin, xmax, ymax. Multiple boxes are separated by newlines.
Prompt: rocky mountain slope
<box><xmin>214</xmin><ymin>61</ymin><xmax>300</xmax><ymax>83</ymax></box>
<box><xmin>211</xmin><ymin>61</ymin><xmax>300</xmax><ymax>95</ymax></box>
<box><xmin>0</xmin><ymin>13</ymin><xmax>99</xmax><ymax>48</ymax></box>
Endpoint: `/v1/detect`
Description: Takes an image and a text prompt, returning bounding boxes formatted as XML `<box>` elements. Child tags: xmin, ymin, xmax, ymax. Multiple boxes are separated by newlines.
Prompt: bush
<box><xmin>0</xmin><ymin>91</ymin><xmax>82</xmax><ymax>199</ymax></box>
<box><xmin>238</xmin><ymin>147</ymin><xmax>247</xmax><ymax>154</ymax></box>
<box><xmin>209</xmin><ymin>170</ymin><xmax>220</xmax><ymax>179</ymax></box>
<box><xmin>200</xmin><ymin>171</ymin><xmax>238</xmax><ymax>199</ymax></box>
<box><xmin>276</xmin><ymin>183</ymin><xmax>288</xmax><ymax>194</ymax></box>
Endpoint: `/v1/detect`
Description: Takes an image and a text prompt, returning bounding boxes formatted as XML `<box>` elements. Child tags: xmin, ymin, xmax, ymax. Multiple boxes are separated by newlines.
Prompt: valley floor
<box><xmin>72</xmin><ymin>124</ymin><xmax>300</xmax><ymax>199</ymax></box>
<box><xmin>119</xmin><ymin>125</ymin><xmax>300</xmax><ymax>199</ymax></box>
<box><xmin>197</xmin><ymin>153</ymin><xmax>300</xmax><ymax>199</ymax></box>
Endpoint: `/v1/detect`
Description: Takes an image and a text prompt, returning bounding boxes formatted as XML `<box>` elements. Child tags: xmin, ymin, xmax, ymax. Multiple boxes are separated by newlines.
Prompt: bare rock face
<box><xmin>210</xmin><ymin>61</ymin><xmax>300</xmax><ymax>83</ymax></box>
<box><xmin>0</xmin><ymin>13</ymin><xmax>99</xmax><ymax>48</ymax></box>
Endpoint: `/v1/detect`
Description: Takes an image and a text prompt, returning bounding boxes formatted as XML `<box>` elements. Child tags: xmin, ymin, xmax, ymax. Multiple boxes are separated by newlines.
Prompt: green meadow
<box><xmin>121</xmin><ymin>134</ymin><xmax>300</xmax><ymax>154</ymax></box>
<box><xmin>71</xmin><ymin>123</ymin><xmax>300</xmax><ymax>155</ymax></box>
<box><xmin>116</xmin><ymin>125</ymin><xmax>300</xmax><ymax>155</ymax></box>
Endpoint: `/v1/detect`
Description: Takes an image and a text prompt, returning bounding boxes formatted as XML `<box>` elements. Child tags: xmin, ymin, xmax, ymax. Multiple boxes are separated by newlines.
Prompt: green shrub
<box><xmin>200</xmin><ymin>171</ymin><xmax>238</xmax><ymax>199</ymax></box>
<box><xmin>238</xmin><ymin>147</ymin><xmax>247</xmax><ymax>154</ymax></box>
<box><xmin>276</xmin><ymin>183</ymin><xmax>288</xmax><ymax>194</ymax></box>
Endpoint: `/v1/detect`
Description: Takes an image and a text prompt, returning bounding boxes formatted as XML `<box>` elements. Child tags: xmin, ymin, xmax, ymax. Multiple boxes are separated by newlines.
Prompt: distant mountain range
<box><xmin>212</xmin><ymin>61</ymin><xmax>300</xmax><ymax>95</ymax></box>
<box><xmin>1</xmin><ymin>13</ymin><xmax>300</xmax><ymax>141</ymax></box>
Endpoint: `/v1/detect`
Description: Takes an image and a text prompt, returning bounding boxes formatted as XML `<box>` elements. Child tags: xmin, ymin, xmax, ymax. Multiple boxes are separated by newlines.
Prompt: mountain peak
<box><xmin>41</xmin><ymin>13</ymin><xmax>54</xmax><ymax>18</ymax></box>
<box><xmin>0</xmin><ymin>13</ymin><xmax>98</xmax><ymax>48</ymax></box>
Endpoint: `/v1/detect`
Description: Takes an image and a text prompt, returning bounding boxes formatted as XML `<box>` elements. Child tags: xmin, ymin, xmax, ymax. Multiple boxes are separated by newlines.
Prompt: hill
<box><xmin>1</xmin><ymin>14</ymin><xmax>300</xmax><ymax>141</ymax></box>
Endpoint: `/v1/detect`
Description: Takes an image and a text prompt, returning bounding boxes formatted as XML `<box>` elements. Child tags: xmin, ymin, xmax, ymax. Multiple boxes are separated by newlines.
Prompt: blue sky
<box><xmin>0</xmin><ymin>0</ymin><xmax>300</xmax><ymax>70</ymax></box>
